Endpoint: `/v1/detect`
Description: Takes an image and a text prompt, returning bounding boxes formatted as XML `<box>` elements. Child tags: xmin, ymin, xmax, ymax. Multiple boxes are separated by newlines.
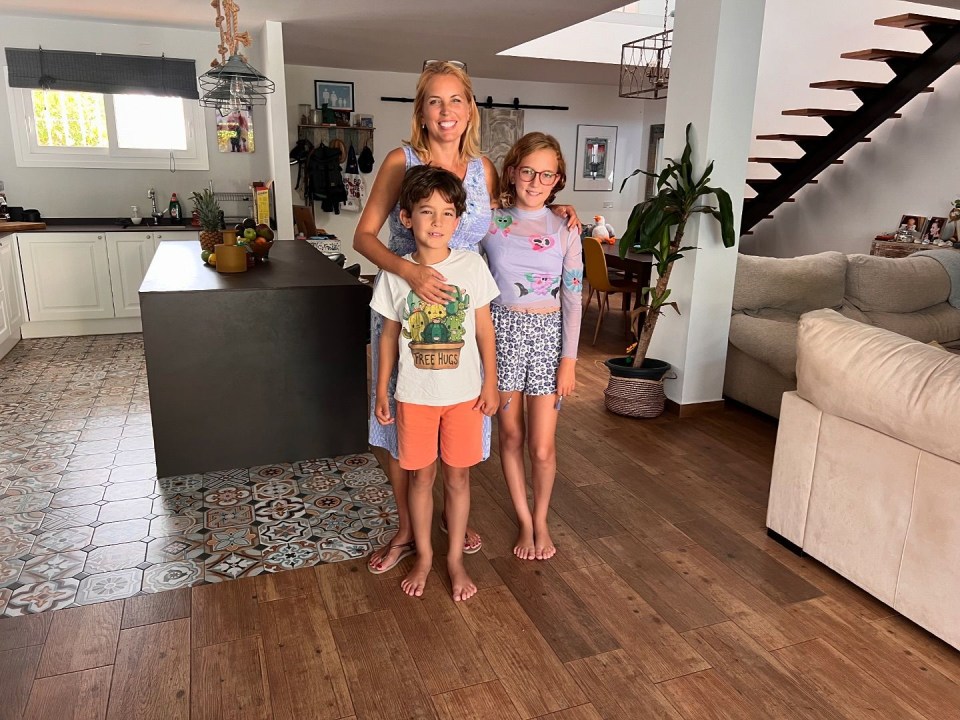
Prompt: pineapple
<box><xmin>191</xmin><ymin>189</ymin><xmax>222</xmax><ymax>253</ymax></box>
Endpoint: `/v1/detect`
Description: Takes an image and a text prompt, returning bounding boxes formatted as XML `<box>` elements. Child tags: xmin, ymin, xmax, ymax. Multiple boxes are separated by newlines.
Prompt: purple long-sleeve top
<box><xmin>481</xmin><ymin>206</ymin><xmax>584</xmax><ymax>358</ymax></box>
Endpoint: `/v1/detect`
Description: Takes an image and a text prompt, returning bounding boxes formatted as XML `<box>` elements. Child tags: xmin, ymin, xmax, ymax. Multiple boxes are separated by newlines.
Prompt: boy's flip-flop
<box><xmin>367</xmin><ymin>540</ymin><xmax>416</xmax><ymax>575</ymax></box>
<box><xmin>439</xmin><ymin>516</ymin><xmax>483</xmax><ymax>555</ymax></box>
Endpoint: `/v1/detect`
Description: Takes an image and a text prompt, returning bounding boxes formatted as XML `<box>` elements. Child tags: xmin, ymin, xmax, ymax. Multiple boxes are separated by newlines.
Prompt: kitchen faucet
<box><xmin>147</xmin><ymin>188</ymin><xmax>164</xmax><ymax>225</ymax></box>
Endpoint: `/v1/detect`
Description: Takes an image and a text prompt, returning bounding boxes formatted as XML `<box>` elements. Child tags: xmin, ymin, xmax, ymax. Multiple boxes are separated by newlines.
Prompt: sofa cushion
<box><xmin>728</xmin><ymin>314</ymin><xmax>798</xmax><ymax>380</ymax></box>
<box><xmin>797</xmin><ymin>309</ymin><xmax>960</xmax><ymax>464</ymax></box>
<box><xmin>733</xmin><ymin>251</ymin><xmax>846</xmax><ymax>314</ymax></box>
<box><xmin>845</xmin><ymin>253</ymin><xmax>950</xmax><ymax>313</ymax></box>
<box><xmin>864</xmin><ymin>302</ymin><xmax>960</xmax><ymax>343</ymax></box>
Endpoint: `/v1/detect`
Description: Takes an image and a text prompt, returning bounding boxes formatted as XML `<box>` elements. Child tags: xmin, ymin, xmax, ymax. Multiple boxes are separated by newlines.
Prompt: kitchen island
<box><xmin>140</xmin><ymin>239</ymin><xmax>370</xmax><ymax>476</ymax></box>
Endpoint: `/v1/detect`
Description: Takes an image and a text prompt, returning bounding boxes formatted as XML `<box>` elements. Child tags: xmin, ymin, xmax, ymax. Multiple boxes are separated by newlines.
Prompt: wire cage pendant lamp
<box><xmin>619</xmin><ymin>0</ymin><xmax>673</xmax><ymax>100</ymax></box>
<box><xmin>198</xmin><ymin>0</ymin><xmax>274</xmax><ymax>113</ymax></box>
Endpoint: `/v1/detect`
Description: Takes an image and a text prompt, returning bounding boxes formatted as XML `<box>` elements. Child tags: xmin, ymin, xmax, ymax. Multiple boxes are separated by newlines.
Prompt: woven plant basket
<box><xmin>604</xmin><ymin>375</ymin><xmax>666</xmax><ymax>418</ymax></box>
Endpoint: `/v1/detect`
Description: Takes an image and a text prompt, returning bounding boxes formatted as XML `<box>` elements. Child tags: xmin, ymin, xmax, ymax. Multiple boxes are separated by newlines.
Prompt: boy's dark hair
<box><xmin>398</xmin><ymin>165</ymin><xmax>467</xmax><ymax>216</ymax></box>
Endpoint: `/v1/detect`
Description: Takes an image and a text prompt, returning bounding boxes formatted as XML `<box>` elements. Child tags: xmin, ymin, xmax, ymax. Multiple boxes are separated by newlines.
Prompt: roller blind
<box><xmin>5</xmin><ymin>47</ymin><xmax>199</xmax><ymax>99</ymax></box>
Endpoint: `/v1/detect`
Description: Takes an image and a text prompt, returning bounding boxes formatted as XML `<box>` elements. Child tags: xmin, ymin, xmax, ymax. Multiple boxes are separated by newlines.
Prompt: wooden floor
<box><xmin>2</xmin><ymin>308</ymin><xmax>960</xmax><ymax>720</ymax></box>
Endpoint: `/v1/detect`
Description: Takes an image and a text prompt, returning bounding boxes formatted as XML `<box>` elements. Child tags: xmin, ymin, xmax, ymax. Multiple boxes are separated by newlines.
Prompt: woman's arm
<box><xmin>353</xmin><ymin>148</ymin><xmax>454</xmax><ymax>304</ymax></box>
<box><xmin>482</xmin><ymin>156</ymin><xmax>500</xmax><ymax>209</ymax></box>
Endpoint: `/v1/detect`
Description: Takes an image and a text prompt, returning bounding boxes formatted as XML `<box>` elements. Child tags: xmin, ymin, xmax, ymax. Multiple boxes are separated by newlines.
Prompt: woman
<box><xmin>354</xmin><ymin>61</ymin><xmax>578</xmax><ymax>574</ymax></box>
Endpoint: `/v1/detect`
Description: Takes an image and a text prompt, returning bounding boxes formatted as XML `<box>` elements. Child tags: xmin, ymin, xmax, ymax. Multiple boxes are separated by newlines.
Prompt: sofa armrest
<box><xmin>797</xmin><ymin>309</ymin><xmax>960</xmax><ymax>464</ymax></box>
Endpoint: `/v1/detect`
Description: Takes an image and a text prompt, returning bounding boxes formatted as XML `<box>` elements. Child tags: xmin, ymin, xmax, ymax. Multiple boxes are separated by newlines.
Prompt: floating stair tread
<box><xmin>840</xmin><ymin>48</ymin><xmax>921</xmax><ymax>62</ymax></box>
<box><xmin>747</xmin><ymin>178</ymin><xmax>819</xmax><ymax>185</ymax></box>
<box><xmin>810</xmin><ymin>79</ymin><xmax>934</xmax><ymax>93</ymax></box>
<box><xmin>874</xmin><ymin>13</ymin><xmax>960</xmax><ymax>30</ymax></box>
<box><xmin>756</xmin><ymin>133</ymin><xmax>872</xmax><ymax>143</ymax></box>
<box><xmin>748</xmin><ymin>157</ymin><xmax>844</xmax><ymax>164</ymax></box>
<box><xmin>782</xmin><ymin>108</ymin><xmax>854</xmax><ymax>117</ymax></box>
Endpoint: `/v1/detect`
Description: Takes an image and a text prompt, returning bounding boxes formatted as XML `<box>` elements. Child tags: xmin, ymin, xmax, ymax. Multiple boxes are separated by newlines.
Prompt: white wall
<box><xmin>284</xmin><ymin>63</ymin><xmax>664</xmax><ymax>272</ymax></box>
<box><xmin>740</xmin><ymin>0</ymin><xmax>960</xmax><ymax>257</ymax></box>
<box><xmin>0</xmin><ymin>16</ymin><xmax>270</xmax><ymax>219</ymax></box>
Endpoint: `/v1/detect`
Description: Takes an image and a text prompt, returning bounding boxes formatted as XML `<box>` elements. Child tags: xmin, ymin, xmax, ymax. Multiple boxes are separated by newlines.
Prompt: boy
<box><xmin>371</xmin><ymin>165</ymin><xmax>499</xmax><ymax>601</ymax></box>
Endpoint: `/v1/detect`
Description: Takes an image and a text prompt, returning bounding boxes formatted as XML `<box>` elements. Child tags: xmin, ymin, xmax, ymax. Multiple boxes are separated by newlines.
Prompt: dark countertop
<box><xmin>17</xmin><ymin>224</ymin><xmax>196</xmax><ymax>233</ymax></box>
<box><xmin>141</xmin><ymin>240</ymin><xmax>363</xmax><ymax>294</ymax></box>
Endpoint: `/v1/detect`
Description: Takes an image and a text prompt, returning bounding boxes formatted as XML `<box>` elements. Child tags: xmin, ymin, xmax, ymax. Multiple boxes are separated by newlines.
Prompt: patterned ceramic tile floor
<box><xmin>0</xmin><ymin>335</ymin><xmax>396</xmax><ymax>616</ymax></box>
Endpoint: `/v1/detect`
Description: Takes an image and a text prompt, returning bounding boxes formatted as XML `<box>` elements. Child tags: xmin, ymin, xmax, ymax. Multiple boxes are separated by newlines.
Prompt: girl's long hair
<box><xmin>498</xmin><ymin>132</ymin><xmax>567</xmax><ymax>208</ymax></box>
<box><xmin>406</xmin><ymin>62</ymin><xmax>481</xmax><ymax>164</ymax></box>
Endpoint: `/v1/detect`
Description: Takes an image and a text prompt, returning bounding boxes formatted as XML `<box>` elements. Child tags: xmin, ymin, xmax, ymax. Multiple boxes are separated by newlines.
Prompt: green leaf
<box><xmin>705</xmin><ymin>186</ymin><xmax>737</xmax><ymax>248</ymax></box>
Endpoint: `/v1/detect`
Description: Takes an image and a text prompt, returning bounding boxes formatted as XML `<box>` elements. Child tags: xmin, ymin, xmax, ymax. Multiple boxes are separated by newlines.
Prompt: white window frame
<box><xmin>5</xmin><ymin>79</ymin><xmax>209</xmax><ymax>171</ymax></box>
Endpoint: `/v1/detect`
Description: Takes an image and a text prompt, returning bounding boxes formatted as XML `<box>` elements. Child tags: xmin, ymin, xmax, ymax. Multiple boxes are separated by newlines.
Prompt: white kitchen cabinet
<box><xmin>0</xmin><ymin>235</ymin><xmax>26</xmax><ymax>332</ymax></box>
<box><xmin>105</xmin><ymin>231</ymin><xmax>156</xmax><ymax>317</ymax></box>
<box><xmin>0</xmin><ymin>237</ymin><xmax>14</xmax><ymax>351</ymax></box>
<box><xmin>18</xmin><ymin>232</ymin><xmax>115</xmax><ymax>322</ymax></box>
<box><xmin>153</xmin><ymin>229</ymin><xmax>198</xmax><ymax>246</ymax></box>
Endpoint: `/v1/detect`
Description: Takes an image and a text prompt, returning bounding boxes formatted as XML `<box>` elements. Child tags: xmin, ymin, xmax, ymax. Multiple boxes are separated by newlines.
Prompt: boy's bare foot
<box><xmin>448</xmin><ymin>559</ymin><xmax>477</xmax><ymax>602</ymax></box>
<box><xmin>534</xmin><ymin>524</ymin><xmax>556</xmax><ymax>560</ymax></box>
<box><xmin>401</xmin><ymin>558</ymin><xmax>431</xmax><ymax>597</ymax></box>
<box><xmin>514</xmin><ymin>522</ymin><xmax>536</xmax><ymax>560</ymax></box>
<box><xmin>368</xmin><ymin>531</ymin><xmax>414</xmax><ymax>572</ymax></box>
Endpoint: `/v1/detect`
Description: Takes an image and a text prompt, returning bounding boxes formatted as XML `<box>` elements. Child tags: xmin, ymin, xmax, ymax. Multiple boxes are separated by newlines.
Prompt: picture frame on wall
<box><xmin>315</xmin><ymin>80</ymin><xmax>355</xmax><ymax>112</ymax></box>
<box><xmin>575</xmin><ymin>124</ymin><xmax>617</xmax><ymax>191</ymax></box>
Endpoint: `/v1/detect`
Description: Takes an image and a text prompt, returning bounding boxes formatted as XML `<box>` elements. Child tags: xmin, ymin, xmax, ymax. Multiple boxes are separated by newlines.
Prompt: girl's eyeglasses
<box><xmin>517</xmin><ymin>167</ymin><xmax>560</xmax><ymax>185</ymax></box>
<box><xmin>423</xmin><ymin>60</ymin><xmax>468</xmax><ymax>72</ymax></box>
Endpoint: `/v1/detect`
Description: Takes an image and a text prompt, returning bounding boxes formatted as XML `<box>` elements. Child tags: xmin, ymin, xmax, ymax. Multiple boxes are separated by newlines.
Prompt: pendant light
<box><xmin>198</xmin><ymin>0</ymin><xmax>274</xmax><ymax>113</ymax></box>
<box><xmin>619</xmin><ymin>0</ymin><xmax>673</xmax><ymax>100</ymax></box>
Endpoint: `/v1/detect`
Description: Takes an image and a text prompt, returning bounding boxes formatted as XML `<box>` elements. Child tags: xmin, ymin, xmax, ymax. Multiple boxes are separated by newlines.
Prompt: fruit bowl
<box><xmin>249</xmin><ymin>238</ymin><xmax>274</xmax><ymax>260</ymax></box>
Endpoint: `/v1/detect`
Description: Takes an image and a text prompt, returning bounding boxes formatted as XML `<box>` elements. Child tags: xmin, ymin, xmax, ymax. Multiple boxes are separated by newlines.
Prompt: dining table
<box><xmin>600</xmin><ymin>240</ymin><xmax>654</xmax><ymax>310</ymax></box>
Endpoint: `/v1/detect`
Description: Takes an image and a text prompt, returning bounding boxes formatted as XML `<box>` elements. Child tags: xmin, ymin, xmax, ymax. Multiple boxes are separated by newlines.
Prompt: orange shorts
<box><xmin>396</xmin><ymin>399</ymin><xmax>483</xmax><ymax>471</ymax></box>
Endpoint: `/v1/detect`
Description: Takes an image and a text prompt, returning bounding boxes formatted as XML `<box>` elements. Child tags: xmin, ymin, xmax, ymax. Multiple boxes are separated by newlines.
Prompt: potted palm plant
<box><xmin>603</xmin><ymin>123</ymin><xmax>736</xmax><ymax>417</ymax></box>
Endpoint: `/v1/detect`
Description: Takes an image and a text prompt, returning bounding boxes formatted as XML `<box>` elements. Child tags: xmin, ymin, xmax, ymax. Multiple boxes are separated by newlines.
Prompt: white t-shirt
<box><xmin>371</xmin><ymin>249</ymin><xmax>500</xmax><ymax>406</ymax></box>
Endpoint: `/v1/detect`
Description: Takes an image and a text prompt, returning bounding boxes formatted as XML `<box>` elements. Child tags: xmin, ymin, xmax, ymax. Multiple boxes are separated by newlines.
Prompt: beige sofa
<box><xmin>768</xmin><ymin>309</ymin><xmax>960</xmax><ymax>650</ymax></box>
<box><xmin>725</xmin><ymin>251</ymin><xmax>960</xmax><ymax>417</ymax></box>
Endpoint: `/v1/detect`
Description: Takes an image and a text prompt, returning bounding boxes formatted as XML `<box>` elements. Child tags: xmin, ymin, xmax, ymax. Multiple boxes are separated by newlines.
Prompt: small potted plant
<box><xmin>190</xmin><ymin>189</ymin><xmax>222</xmax><ymax>256</ymax></box>
<box><xmin>604</xmin><ymin>123</ymin><xmax>735</xmax><ymax>417</ymax></box>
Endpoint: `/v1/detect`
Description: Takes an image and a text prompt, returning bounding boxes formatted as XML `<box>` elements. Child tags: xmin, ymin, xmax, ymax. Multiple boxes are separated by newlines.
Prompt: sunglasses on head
<box><xmin>423</xmin><ymin>59</ymin><xmax>468</xmax><ymax>72</ymax></box>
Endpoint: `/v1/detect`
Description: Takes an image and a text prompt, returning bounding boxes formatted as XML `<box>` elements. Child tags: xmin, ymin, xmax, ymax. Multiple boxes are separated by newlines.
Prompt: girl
<box><xmin>354</xmin><ymin>64</ymin><xmax>580</xmax><ymax>575</ymax></box>
<box><xmin>481</xmin><ymin>132</ymin><xmax>583</xmax><ymax>560</ymax></box>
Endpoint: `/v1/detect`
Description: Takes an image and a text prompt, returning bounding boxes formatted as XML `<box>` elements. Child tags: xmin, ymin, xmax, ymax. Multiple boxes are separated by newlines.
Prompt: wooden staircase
<box><xmin>741</xmin><ymin>13</ymin><xmax>960</xmax><ymax>235</ymax></box>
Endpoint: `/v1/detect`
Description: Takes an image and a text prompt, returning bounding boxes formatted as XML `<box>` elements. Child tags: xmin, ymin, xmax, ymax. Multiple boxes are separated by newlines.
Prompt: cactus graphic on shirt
<box><xmin>402</xmin><ymin>310</ymin><xmax>427</xmax><ymax>342</ymax></box>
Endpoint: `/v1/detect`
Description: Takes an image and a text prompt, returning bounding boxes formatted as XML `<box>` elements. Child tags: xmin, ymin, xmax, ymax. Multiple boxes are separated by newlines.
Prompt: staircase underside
<box><xmin>741</xmin><ymin>13</ymin><xmax>960</xmax><ymax>235</ymax></box>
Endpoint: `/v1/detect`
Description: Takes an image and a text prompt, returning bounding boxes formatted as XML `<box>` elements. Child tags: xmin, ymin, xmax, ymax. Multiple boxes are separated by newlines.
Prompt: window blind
<box><xmin>5</xmin><ymin>48</ymin><xmax>199</xmax><ymax>99</ymax></box>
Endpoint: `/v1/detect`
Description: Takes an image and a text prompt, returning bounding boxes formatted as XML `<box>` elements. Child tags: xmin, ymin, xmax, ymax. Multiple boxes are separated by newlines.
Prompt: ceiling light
<box><xmin>198</xmin><ymin>0</ymin><xmax>274</xmax><ymax>114</ymax></box>
<box><xmin>620</xmin><ymin>1</ymin><xmax>672</xmax><ymax>100</ymax></box>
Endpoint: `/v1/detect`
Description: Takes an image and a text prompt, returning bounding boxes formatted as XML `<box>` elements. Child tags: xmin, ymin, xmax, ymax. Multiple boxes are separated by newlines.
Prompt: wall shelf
<box><xmin>297</xmin><ymin>125</ymin><xmax>375</xmax><ymax>154</ymax></box>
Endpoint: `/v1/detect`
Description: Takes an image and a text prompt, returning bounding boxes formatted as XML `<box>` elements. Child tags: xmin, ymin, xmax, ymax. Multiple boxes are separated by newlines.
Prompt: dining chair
<box><xmin>582</xmin><ymin>237</ymin><xmax>640</xmax><ymax>345</ymax></box>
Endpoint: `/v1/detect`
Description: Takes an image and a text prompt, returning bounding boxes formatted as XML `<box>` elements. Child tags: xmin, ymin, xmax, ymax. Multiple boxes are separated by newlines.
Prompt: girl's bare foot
<box><xmin>401</xmin><ymin>558</ymin><xmax>432</xmax><ymax>597</ymax></box>
<box><xmin>448</xmin><ymin>559</ymin><xmax>477</xmax><ymax>602</ymax></box>
<box><xmin>534</xmin><ymin>524</ymin><xmax>556</xmax><ymax>560</ymax></box>
<box><xmin>368</xmin><ymin>531</ymin><xmax>413</xmax><ymax>572</ymax></box>
<box><xmin>514</xmin><ymin>521</ymin><xmax>536</xmax><ymax>560</ymax></box>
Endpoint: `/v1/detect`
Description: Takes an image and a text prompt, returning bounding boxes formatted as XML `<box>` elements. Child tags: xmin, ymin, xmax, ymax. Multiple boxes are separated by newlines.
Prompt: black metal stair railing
<box><xmin>741</xmin><ymin>15</ymin><xmax>960</xmax><ymax>235</ymax></box>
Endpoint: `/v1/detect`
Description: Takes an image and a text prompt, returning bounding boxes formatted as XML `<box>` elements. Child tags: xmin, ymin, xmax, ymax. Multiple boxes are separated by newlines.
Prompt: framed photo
<box><xmin>216</xmin><ymin>106</ymin><xmax>254</xmax><ymax>153</ymax></box>
<box><xmin>575</xmin><ymin>124</ymin><xmax>617</xmax><ymax>191</ymax></box>
<box><xmin>921</xmin><ymin>216</ymin><xmax>947</xmax><ymax>243</ymax></box>
<box><xmin>315</xmin><ymin>80</ymin><xmax>355</xmax><ymax>112</ymax></box>
<box><xmin>897</xmin><ymin>214</ymin><xmax>926</xmax><ymax>235</ymax></box>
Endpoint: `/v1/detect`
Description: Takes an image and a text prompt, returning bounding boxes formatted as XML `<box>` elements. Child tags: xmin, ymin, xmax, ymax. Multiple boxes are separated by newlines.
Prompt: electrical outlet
<box><xmin>602</xmin><ymin>201</ymin><xmax>613</xmax><ymax>209</ymax></box>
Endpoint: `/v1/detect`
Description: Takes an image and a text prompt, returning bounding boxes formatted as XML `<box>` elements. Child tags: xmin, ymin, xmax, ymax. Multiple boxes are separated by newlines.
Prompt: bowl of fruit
<box><xmin>235</xmin><ymin>219</ymin><xmax>275</xmax><ymax>262</ymax></box>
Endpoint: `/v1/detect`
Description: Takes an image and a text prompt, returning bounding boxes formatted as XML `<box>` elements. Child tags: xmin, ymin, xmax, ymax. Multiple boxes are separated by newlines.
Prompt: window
<box><xmin>7</xmin><ymin>86</ymin><xmax>208</xmax><ymax>170</ymax></box>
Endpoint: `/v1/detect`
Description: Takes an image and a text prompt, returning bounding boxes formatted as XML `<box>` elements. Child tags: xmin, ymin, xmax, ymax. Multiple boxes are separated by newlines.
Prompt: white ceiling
<box><xmin>0</xmin><ymin>0</ymin><xmax>637</xmax><ymax>85</ymax></box>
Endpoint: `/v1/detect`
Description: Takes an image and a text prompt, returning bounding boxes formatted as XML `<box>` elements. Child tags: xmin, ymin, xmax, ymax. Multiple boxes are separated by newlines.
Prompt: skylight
<box><xmin>498</xmin><ymin>1</ymin><xmax>675</xmax><ymax>66</ymax></box>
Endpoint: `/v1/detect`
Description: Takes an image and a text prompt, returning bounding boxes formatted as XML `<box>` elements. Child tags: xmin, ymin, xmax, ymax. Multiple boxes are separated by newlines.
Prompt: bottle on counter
<box><xmin>169</xmin><ymin>193</ymin><xmax>183</xmax><ymax>222</ymax></box>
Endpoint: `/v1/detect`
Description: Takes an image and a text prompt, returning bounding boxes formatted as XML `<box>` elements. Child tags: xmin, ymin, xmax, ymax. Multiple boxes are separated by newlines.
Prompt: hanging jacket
<box><xmin>303</xmin><ymin>143</ymin><xmax>348</xmax><ymax>214</ymax></box>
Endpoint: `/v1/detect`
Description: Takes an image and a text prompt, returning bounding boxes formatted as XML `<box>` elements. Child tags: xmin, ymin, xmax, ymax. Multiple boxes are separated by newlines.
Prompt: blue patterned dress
<box><xmin>369</xmin><ymin>146</ymin><xmax>494</xmax><ymax>459</ymax></box>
